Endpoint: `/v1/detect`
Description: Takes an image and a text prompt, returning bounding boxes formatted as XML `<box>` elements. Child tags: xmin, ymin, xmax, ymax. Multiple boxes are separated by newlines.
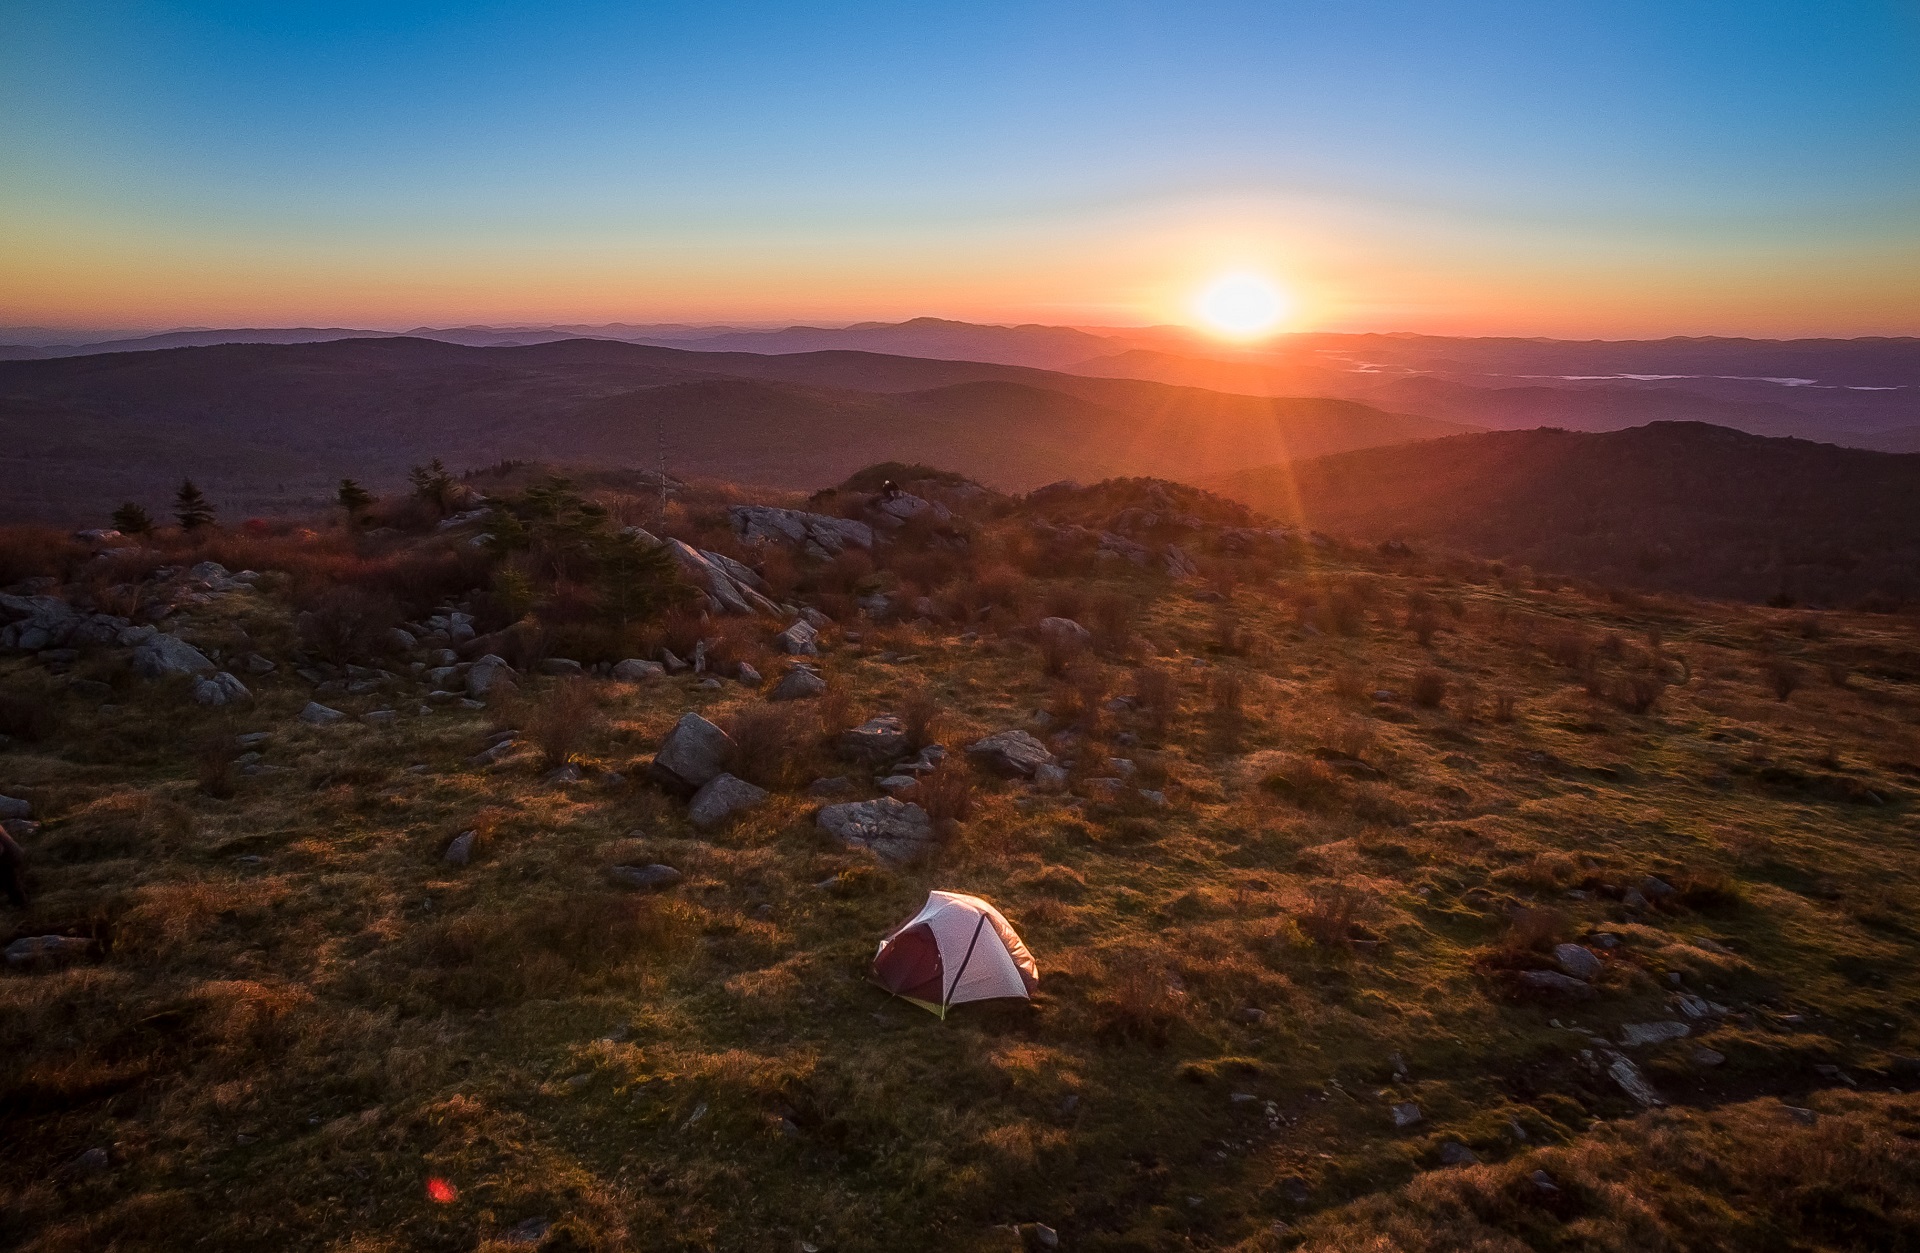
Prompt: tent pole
<box><xmin>941</xmin><ymin>914</ymin><xmax>989</xmax><ymax>1017</ymax></box>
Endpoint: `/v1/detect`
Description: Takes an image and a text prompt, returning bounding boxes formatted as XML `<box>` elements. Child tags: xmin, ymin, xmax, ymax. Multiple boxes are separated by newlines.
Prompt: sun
<box><xmin>1193</xmin><ymin>271</ymin><xmax>1290</xmax><ymax>340</ymax></box>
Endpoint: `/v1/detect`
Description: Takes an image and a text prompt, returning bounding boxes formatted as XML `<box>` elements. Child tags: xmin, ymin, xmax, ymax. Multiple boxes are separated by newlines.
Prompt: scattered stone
<box><xmin>502</xmin><ymin>1216</ymin><xmax>552</xmax><ymax>1245</ymax></box>
<box><xmin>1623</xmin><ymin>887</ymin><xmax>1650</xmax><ymax>910</ymax></box>
<box><xmin>1139</xmin><ymin>789</ymin><xmax>1170</xmax><ymax>807</ymax></box>
<box><xmin>1438</xmin><ymin>1141</ymin><xmax>1479</xmax><ymax>1167</ymax></box>
<box><xmin>967</xmin><ymin>729</ymin><xmax>1055</xmax><ymax>778</ymax></box>
<box><xmin>688</xmin><ymin>773</ymin><xmax>769</xmax><ymax>830</ymax></box>
<box><xmin>817</xmin><ymin>796</ymin><xmax>935</xmax><ymax>863</ymax></box>
<box><xmin>877</xmin><ymin>774</ymin><xmax>919</xmax><ymax>795</ymax></box>
<box><xmin>1038</xmin><ymin>617</ymin><xmax>1091</xmax><ymax>650</ymax></box>
<box><xmin>73</xmin><ymin>1147</ymin><xmax>111</xmax><ymax>1172</ymax></box>
<box><xmin>1162</xmin><ymin>543</ymin><xmax>1199</xmax><ymax>579</ymax></box>
<box><xmin>1784</xmin><ymin>1105</ymin><xmax>1818</xmax><ymax>1125</ymax></box>
<box><xmin>298</xmin><ymin>701</ymin><xmax>346</xmax><ymax>725</ymax></box>
<box><xmin>1016</xmin><ymin>1221</ymin><xmax>1060</xmax><ymax>1251</ymax></box>
<box><xmin>1619</xmin><ymin>1021</ymin><xmax>1690</xmax><ymax>1047</ymax></box>
<box><xmin>444</xmin><ymin>832</ymin><xmax>476</xmax><ymax>865</ymax></box>
<box><xmin>841</xmin><ymin>715</ymin><xmax>909</xmax><ymax>764</ymax></box>
<box><xmin>612</xmin><ymin>657</ymin><xmax>666</xmax><ymax>682</ymax></box>
<box><xmin>648</xmin><ymin>713</ymin><xmax>735</xmax><ymax>794</ymax></box>
<box><xmin>132</xmin><ymin>632</ymin><xmax>215</xmax><ymax>678</ymax></box>
<box><xmin>5</xmin><ymin>934</ymin><xmax>91</xmax><ymax>970</ymax></box>
<box><xmin>1692</xmin><ymin>1046</ymin><xmax>1726</xmax><ymax>1067</ymax></box>
<box><xmin>1676</xmin><ymin>993</ymin><xmax>1729</xmax><ymax>1019</ymax></box>
<box><xmin>1530</xmin><ymin>1169</ymin><xmax>1559</xmax><ymax>1193</ymax></box>
<box><xmin>244</xmin><ymin>653</ymin><xmax>277</xmax><ymax>674</ymax></box>
<box><xmin>808</xmin><ymin>776</ymin><xmax>854</xmax><ymax>797</ymax></box>
<box><xmin>777</xmin><ymin>620</ymin><xmax>820</xmax><ymax>656</ymax></box>
<box><xmin>1519</xmin><ymin>970</ymin><xmax>1594</xmax><ymax>999</ymax></box>
<box><xmin>698</xmin><ymin>677</ymin><xmax>722</xmax><ymax>690</ymax></box>
<box><xmin>1607</xmin><ymin>1055</ymin><xmax>1664</xmax><ymax>1106</ymax></box>
<box><xmin>737</xmin><ymin>662</ymin><xmax>762</xmax><ymax>685</ymax></box>
<box><xmin>362</xmin><ymin>709</ymin><xmax>398</xmax><ymax>727</ymax></box>
<box><xmin>0</xmin><ymin>794</ymin><xmax>31</xmax><ymax>820</ymax></box>
<box><xmin>542</xmin><ymin>763</ymin><xmax>585</xmax><ymax>785</ymax></box>
<box><xmin>662</xmin><ymin>649</ymin><xmax>688</xmax><ymax>672</ymax></box>
<box><xmin>1032</xmin><ymin>762</ymin><xmax>1069</xmax><ymax>791</ymax></box>
<box><xmin>1642</xmin><ymin>875</ymin><xmax>1676</xmax><ymax>898</ymax></box>
<box><xmin>382</xmin><ymin>627</ymin><xmax>418</xmax><ymax>652</ymax></box>
<box><xmin>1390</xmin><ymin>1102</ymin><xmax>1422</xmax><ymax>1128</ymax></box>
<box><xmin>1554</xmin><ymin>943</ymin><xmax>1603</xmax><ymax>981</ymax></box>
<box><xmin>1592</xmin><ymin>932</ymin><xmax>1621</xmax><ymax>949</ymax></box>
<box><xmin>466</xmin><ymin>654</ymin><xmax>517</xmax><ymax>699</ymax></box>
<box><xmin>730</xmin><ymin>504</ymin><xmax>874</xmax><ymax>557</ymax></box>
<box><xmin>770</xmin><ymin>667</ymin><xmax>828</xmax><ymax>701</ymax></box>
<box><xmin>1235</xmin><ymin>1006</ymin><xmax>1267</xmax><ymax>1025</ymax></box>
<box><xmin>608</xmin><ymin>864</ymin><xmax>683</xmax><ymax>891</ymax></box>
<box><xmin>538</xmin><ymin>657</ymin><xmax>584</xmax><ymax>677</ymax></box>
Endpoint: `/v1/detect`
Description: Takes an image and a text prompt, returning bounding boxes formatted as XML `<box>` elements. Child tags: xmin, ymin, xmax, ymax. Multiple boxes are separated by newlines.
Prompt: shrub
<box><xmin>1410</xmin><ymin>668</ymin><xmax>1447</xmax><ymax>708</ymax></box>
<box><xmin>900</xmin><ymin>683</ymin><xmax>942</xmax><ymax>752</ymax></box>
<box><xmin>1297</xmin><ymin>885</ymin><xmax>1364</xmax><ymax>949</ymax></box>
<box><xmin>174</xmin><ymin>478</ymin><xmax>215</xmax><ymax>531</ymax></box>
<box><xmin>520</xmin><ymin>679</ymin><xmax>605</xmax><ymax>768</ymax></box>
<box><xmin>195</xmin><ymin>736</ymin><xmax>237</xmax><ymax>800</ymax></box>
<box><xmin>1038</xmin><ymin>623</ymin><xmax>1086</xmax><ymax>677</ymax></box>
<box><xmin>1496</xmin><ymin>906</ymin><xmax>1570</xmax><ymax>959</ymax></box>
<box><xmin>111</xmin><ymin>502</ymin><xmax>155</xmax><ymax>535</ymax></box>
<box><xmin>1090</xmin><ymin>592</ymin><xmax>1134</xmax><ymax>656</ymax></box>
<box><xmin>0</xmin><ymin>690</ymin><xmax>60</xmax><ymax>742</ymax></box>
<box><xmin>1331</xmin><ymin>666</ymin><xmax>1368</xmax><ymax>703</ymax></box>
<box><xmin>296</xmin><ymin>586</ymin><xmax>402</xmax><ymax>664</ymax></box>
<box><xmin>726</xmin><ymin>704</ymin><xmax>803</xmax><ymax>789</ymax></box>
<box><xmin>910</xmin><ymin>761</ymin><xmax>975</xmax><ymax>827</ymax></box>
<box><xmin>1609</xmin><ymin>673</ymin><xmax>1666</xmax><ymax>715</ymax></box>
<box><xmin>1326</xmin><ymin>589</ymin><xmax>1365</xmax><ymax>636</ymax></box>
<box><xmin>1262</xmin><ymin>757</ymin><xmax>1343</xmax><ymax>810</ymax></box>
<box><xmin>1133</xmin><ymin>664</ymin><xmax>1177</xmax><ymax>739</ymax></box>
<box><xmin>1491</xmin><ymin>691</ymin><xmax>1517</xmax><ymax>723</ymax></box>
<box><xmin>1765</xmin><ymin>658</ymin><xmax>1804</xmax><ymax>701</ymax></box>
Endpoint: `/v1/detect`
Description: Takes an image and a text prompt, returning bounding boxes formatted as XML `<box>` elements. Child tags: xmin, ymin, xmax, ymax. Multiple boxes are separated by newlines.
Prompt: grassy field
<box><xmin>5</xmin><ymin>472</ymin><xmax>1920</xmax><ymax>1251</ymax></box>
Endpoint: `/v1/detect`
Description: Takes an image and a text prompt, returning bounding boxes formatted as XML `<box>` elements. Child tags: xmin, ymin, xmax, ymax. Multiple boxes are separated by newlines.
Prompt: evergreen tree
<box><xmin>174</xmin><ymin>479</ymin><xmax>215</xmax><ymax>531</ymax></box>
<box><xmin>111</xmin><ymin>501</ymin><xmax>154</xmax><ymax>536</ymax></box>
<box><xmin>407</xmin><ymin>458</ymin><xmax>457</xmax><ymax>515</ymax></box>
<box><xmin>336</xmin><ymin>478</ymin><xmax>375</xmax><ymax>520</ymax></box>
<box><xmin>595</xmin><ymin>529</ymin><xmax>680</xmax><ymax>626</ymax></box>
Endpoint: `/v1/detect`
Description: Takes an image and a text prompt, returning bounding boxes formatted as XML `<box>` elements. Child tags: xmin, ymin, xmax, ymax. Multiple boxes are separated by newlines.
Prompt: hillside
<box><xmin>5</xmin><ymin>468</ymin><xmax>1920</xmax><ymax>1250</ymax></box>
<box><xmin>0</xmin><ymin>338</ymin><xmax>1464</xmax><ymax>523</ymax></box>
<box><xmin>1206</xmin><ymin>422</ymin><xmax>1920</xmax><ymax>607</ymax></box>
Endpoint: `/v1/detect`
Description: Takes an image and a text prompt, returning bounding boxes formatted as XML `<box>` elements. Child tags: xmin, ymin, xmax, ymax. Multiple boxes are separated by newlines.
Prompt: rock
<box><xmin>0</xmin><ymin>794</ymin><xmax>31</xmax><ymax>820</ymax></box>
<box><xmin>1390</xmin><ymin>1102</ymin><xmax>1422</xmax><ymax>1128</ymax></box>
<box><xmin>648</xmin><ymin>713</ymin><xmax>735</xmax><ymax>794</ymax></box>
<box><xmin>868</xmin><ymin>491</ymin><xmax>952</xmax><ymax>528</ymax></box>
<box><xmin>1784</xmin><ymin>1105</ymin><xmax>1818</xmax><ymax>1125</ymax></box>
<box><xmin>466</xmin><ymin>654</ymin><xmax>517</xmax><ymax>699</ymax></box>
<box><xmin>1592</xmin><ymin>932</ymin><xmax>1621</xmax><ymax>949</ymax></box>
<box><xmin>1623</xmin><ymin>887</ymin><xmax>1650</xmax><ymax>909</ymax></box>
<box><xmin>362</xmin><ymin>709</ymin><xmax>398</xmax><ymax>727</ymax></box>
<box><xmin>1032</xmin><ymin>762</ymin><xmax>1069</xmax><ymax>791</ymax></box>
<box><xmin>664</xmin><ymin>539</ymin><xmax>779</xmax><ymax>616</ymax></box>
<box><xmin>1437</xmin><ymin>1141</ymin><xmax>1479</xmax><ymax>1167</ymax></box>
<box><xmin>1607</xmin><ymin>1055</ymin><xmax>1664</xmax><ymax>1106</ymax></box>
<box><xmin>1676</xmin><ymin>993</ymin><xmax>1729</xmax><ymax>1019</ymax></box>
<box><xmin>1530</xmin><ymin>1169</ymin><xmax>1559</xmax><ymax>1193</ymax></box>
<box><xmin>841</xmin><ymin>715</ymin><xmax>909</xmax><ymax>764</ymax></box>
<box><xmin>245</xmin><ymin>653</ymin><xmax>277</xmax><ymax>674</ymax></box>
<box><xmin>502</xmin><ymin>1217</ymin><xmax>551</xmax><ymax>1246</ymax></box>
<box><xmin>542</xmin><ymin>763</ymin><xmax>585</xmax><ymax>785</ymax></box>
<box><xmin>73</xmin><ymin>1146</ymin><xmax>111</xmax><ymax>1172</ymax></box>
<box><xmin>1163</xmin><ymin>543</ymin><xmax>1199</xmax><ymax>579</ymax></box>
<box><xmin>817</xmin><ymin>797</ymin><xmax>936</xmax><ymax>863</ymax></box>
<box><xmin>1234</xmin><ymin>1006</ymin><xmax>1267</xmax><ymax>1025</ymax></box>
<box><xmin>1554</xmin><ymin>943</ymin><xmax>1603</xmax><ymax>981</ymax></box>
<box><xmin>769</xmin><ymin>666</ymin><xmax>827</xmax><ymax>702</ymax></box>
<box><xmin>968</xmin><ymin>730</ymin><xmax>1055</xmax><ymax>778</ymax></box>
<box><xmin>737</xmin><ymin>662</ymin><xmax>762</xmax><ymax>685</ymax></box>
<box><xmin>808</xmin><ymin>776</ymin><xmax>854</xmax><ymax>797</ymax></box>
<box><xmin>298</xmin><ymin>701</ymin><xmax>346</xmax><ymax>725</ymax></box>
<box><xmin>612</xmin><ymin>658</ymin><xmax>666</xmax><ymax>682</ymax></box>
<box><xmin>538</xmin><ymin>657</ymin><xmax>585</xmax><ymax>677</ymax></box>
<box><xmin>444</xmin><ymin>831</ymin><xmax>476</xmax><ymax>865</ymax></box>
<box><xmin>1642</xmin><ymin>875</ymin><xmax>1676</xmax><ymax>898</ymax></box>
<box><xmin>608</xmin><ymin>863</ymin><xmax>683</xmax><ymax>890</ymax></box>
<box><xmin>687</xmin><ymin>773</ymin><xmax>769</xmax><ymax>830</ymax></box>
<box><xmin>1519</xmin><ymin>970</ymin><xmax>1594</xmax><ymax>999</ymax></box>
<box><xmin>662</xmin><ymin>648</ymin><xmax>688</xmax><ymax>672</ymax></box>
<box><xmin>730</xmin><ymin>504</ymin><xmax>874</xmax><ymax>558</ymax></box>
<box><xmin>1139</xmin><ymin>789</ymin><xmax>1170</xmax><ymax>807</ymax></box>
<box><xmin>1017</xmin><ymin>1222</ymin><xmax>1060</xmax><ymax>1251</ymax></box>
<box><xmin>1038</xmin><ymin>616</ymin><xmax>1091</xmax><ymax>649</ymax></box>
<box><xmin>382</xmin><ymin>627</ymin><xmax>418</xmax><ymax>652</ymax></box>
<box><xmin>1692</xmin><ymin>1046</ymin><xmax>1726</xmax><ymax>1067</ymax></box>
<box><xmin>776</xmin><ymin>619</ymin><xmax>820</xmax><ymax>656</ymax></box>
<box><xmin>1619</xmin><ymin>1021</ymin><xmax>1690</xmax><ymax>1047</ymax></box>
<box><xmin>877</xmin><ymin>774</ymin><xmax>919</xmax><ymax>795</ymax></box>
<box><xmin>132</xmin><ymin>633</ymin><xmax>215</xmax><ymax>678</ymax></box>
<box><xmin>5</xmin><ymin>934</ymin><xmax>91</xmax><ymax>970</ymax></box>
<box><xmin>191</xmin><ymin>671</ymin><xmax>251</xmax><ymax>706</ymax></box>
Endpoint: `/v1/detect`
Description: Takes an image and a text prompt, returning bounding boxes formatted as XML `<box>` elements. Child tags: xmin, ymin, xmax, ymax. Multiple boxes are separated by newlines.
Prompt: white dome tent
<box><xmin>871</xmin><ymin>891</ymin><xmax>1038</xmax><ymax>1019</ymax></box>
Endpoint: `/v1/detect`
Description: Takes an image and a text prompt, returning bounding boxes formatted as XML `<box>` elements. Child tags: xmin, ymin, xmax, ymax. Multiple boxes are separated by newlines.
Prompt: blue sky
<box><xmin>3</xmin><ymin>1</ymin><xmax>1916</xmax><ymax>333</ymax></box>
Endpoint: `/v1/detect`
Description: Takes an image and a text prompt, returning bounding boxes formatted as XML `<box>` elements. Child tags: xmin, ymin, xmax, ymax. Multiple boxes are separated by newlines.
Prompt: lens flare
<box><xmin>426</xmin><ymin>1177</ymin><xmax>458</xmax><ymax>1204</ymax></box>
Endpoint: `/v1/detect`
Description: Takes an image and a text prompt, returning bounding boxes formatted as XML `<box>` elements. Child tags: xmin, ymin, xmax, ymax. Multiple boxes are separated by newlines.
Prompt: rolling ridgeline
<box><xmin>4</xmin><ymin>463</ymin><xmax>1920</xmax><ymax>1250</ymax></box>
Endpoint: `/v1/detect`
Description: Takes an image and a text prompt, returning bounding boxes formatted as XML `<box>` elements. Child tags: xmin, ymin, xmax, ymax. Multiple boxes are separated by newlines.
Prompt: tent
<box><xmin>872</xmin><ymin>891</ymin><xmax>1039</xmax><ymax>1019</ymax></box>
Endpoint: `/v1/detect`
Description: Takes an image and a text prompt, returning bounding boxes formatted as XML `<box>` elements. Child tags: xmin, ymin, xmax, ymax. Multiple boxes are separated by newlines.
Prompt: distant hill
<box><xmin>0</xmin><ymin>336</ymin><xmax>1464</xmax><ymax>523</ymax></box>
<box><xmin>1205</xmin><ymin>422</ymin><xmax>1920</xmax><ymax>606</ymax></box>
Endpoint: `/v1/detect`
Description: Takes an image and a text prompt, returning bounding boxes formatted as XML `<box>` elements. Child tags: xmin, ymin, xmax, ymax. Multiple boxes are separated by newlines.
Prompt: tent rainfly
<box><xmin>872</xmin><ymin>891</ymin><xmax>1039</xmax><ymax>1019</ymax></box>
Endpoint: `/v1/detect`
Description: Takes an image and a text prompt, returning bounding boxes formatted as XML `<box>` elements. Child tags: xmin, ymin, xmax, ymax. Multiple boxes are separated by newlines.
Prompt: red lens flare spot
<box><xmin>426</xmin><ymin>1176</ymin><xmax>457</xmax><ymax>1204</ymax></box>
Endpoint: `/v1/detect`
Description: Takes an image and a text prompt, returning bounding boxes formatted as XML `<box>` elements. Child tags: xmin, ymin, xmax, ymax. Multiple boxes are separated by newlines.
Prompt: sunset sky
<box><xmin>3</xmin><ymin>2</ymin><xmax>1916</xmax><ymax>338</ymax></box>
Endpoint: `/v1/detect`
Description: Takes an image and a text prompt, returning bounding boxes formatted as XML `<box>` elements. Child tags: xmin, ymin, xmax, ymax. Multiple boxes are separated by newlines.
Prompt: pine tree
<box><xmin>336</xmin><ymin>478</ymin><xmax>374</xmax><ymax>520</ymax></box>
<box><xmin>174</xmin><ymin>479</ymin><xmax>215</xmax><ymax>531</ymax></box>
<box><xmin>111</xmin><ymin>502</ymin><xmax>154</xmax><ymax>536</ymax></box>
<box><xmin>407</xmin><ymin>458</ymin><xmax>456</xmax><ymax>515</ymax></box>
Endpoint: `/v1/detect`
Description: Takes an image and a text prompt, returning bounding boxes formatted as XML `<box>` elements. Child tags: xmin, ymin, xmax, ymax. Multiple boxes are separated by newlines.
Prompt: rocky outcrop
<box><xmin>967</xmin><ymin>730</ymin><xmax>1055</xmax><ymax>778</ymax></box>
<box><xmin>132</xmin><ymin>633</ymin><xmax>215</xmax><ymax>678</ymax></box>
<box><xmin>730</xmin><ymin>505</ymin><xmax>874</xmax><ymax>558</ymax></box>
<box><xmin>665</xmin><ymin>540</ymin><xmax>779</xmax><ymax>616</ymax></box>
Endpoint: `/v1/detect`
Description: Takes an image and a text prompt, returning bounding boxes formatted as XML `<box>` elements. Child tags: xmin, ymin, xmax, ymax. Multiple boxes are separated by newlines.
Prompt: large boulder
<box><xmin>298</xmin><ymin>701</ymin><xmax>346</xmax><ymax>725</ymax></box>
<box><xmin>840</xmin><ymin>715</ymin><xmax>908</xmax><ymax>764</ymax></box>
<box><xmin>967</xmin><ymin>730</ymin><xmax>1055</xmax><ymax>778</ymax></box>
<box><xmin>191</xmin><ymin>672</ymin><xmax>251</xmax><ymax>707</ymax></box>
<box><xmin>688</xmin><ymin>773</ymin><xmax>769</xmax><ymax>830</ymax></box>
<box><xmin>769</xmin><ymin>666</ymin><xmax>827</xmax><ymax>701</ymax></box>
<box><xmin>1038</xmin><ymin>617</ymin><xmax>1090</xmax><ymax>649</ymax></box>
<box><xmin>665</xmin><ymin>540</ymin><xmax>779</xmax><ymax>617</ymax></box>
<box><xmin>0</xmin><ymin>594</ymin><xmax>81</xmax><ymax>651</ymax></box>
<box><xmin>132</xmin><ymin>633</ymin><xmax>214</xmax><ymax>678</ymax></box>
<box><xmin>817</xmin><ymin>797</ymin><xmax>935</xmax><ymax>863</ymax></box>
<box><xmin>776</xmin><ymin>620</ymin><xmax>820</xmax><ymax>656</ymax></box>
<box><xmin>466</xmin><ymin>654</ymin><xmax>517</xmax><ymax>699</ymax></box>
<box><xmin>730</xmin><ymin>505</ymin><xmax>875</xmax><ymax>558</ymax></box>
<box><xmin>612</xmin><ymin>658</ymin><xmax>666</xmax><ymax>682</ymax></box>
<box><xmin>648</xmin><ymin>713</ymin><xmax>735</xmax><ymax>795</ymax></box>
